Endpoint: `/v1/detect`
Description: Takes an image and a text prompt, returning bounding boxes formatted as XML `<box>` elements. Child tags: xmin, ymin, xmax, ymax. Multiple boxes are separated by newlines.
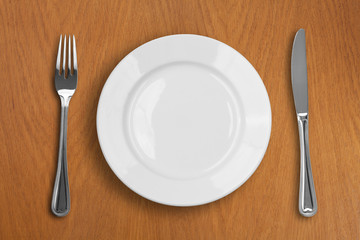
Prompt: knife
<box><xmin>291</xmin><ymin>29</ymin><xmax>317</xmax><ymax>217</ymax></box>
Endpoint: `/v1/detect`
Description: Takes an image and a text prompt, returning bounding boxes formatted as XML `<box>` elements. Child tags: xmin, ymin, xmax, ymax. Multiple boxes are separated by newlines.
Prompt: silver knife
<box><xmin>291</xmin><ymin>29</ymin><xmax>317</xmax><ymax>217</ymax></box>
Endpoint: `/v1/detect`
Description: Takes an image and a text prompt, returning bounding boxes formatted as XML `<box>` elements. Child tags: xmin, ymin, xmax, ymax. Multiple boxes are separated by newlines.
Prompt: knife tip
<box><xmin>297</xmin><ymin>28</ymin><xmax>305</xmax><ymax>35</ymax></box>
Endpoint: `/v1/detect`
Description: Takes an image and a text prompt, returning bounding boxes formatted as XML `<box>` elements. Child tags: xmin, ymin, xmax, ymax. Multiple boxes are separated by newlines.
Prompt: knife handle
<box><xmin>297</xmin><ymin>113</ymin><xmax>317</xmax><ymax>217</ymax></box>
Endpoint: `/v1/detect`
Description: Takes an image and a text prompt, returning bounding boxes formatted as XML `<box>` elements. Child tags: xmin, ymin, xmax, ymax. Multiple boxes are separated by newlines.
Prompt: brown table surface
<box><xmin>1</xmin><ymin>0</ymin><xmax>359</xmax><ymax>239</ymax></box>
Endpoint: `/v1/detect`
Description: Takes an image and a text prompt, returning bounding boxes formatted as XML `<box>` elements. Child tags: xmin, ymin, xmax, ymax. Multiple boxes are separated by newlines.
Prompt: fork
<box><xmin>51</xmin><ymin>35</ymin><xmax>77</xmax><ymax>217</ymax></box>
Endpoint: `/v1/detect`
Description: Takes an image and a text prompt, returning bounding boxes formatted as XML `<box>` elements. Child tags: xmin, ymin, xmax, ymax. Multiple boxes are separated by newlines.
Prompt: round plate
<box><xmin>97</xmin><ymin>34</ymin><xmax>271</xmax><ymax>206</ymax></box>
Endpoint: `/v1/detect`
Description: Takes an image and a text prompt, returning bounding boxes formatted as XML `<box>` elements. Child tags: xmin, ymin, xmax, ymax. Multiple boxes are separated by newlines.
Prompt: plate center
<box><xmin>127</xmin><ymin>62</ymin><xmax>240</xmax><ymax>179</ymax></box>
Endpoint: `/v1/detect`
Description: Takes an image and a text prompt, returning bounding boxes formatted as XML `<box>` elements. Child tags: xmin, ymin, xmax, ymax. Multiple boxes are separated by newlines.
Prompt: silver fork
<box><xmin>51</xmin><ymin>35</ymin><xmax>77</xmax><ymax>217</ymax></box>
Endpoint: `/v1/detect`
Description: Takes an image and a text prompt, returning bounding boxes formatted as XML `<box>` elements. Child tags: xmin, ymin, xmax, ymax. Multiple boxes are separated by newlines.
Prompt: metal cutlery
<box><xmin>291</xmin><ymin>29</ymin><xmax>317</xmax><ymax>217</ymax></box>
<box><xmin>51</xmin><ymin>35</ymin><xmax>78</xmax><ymax>217</ymax></box>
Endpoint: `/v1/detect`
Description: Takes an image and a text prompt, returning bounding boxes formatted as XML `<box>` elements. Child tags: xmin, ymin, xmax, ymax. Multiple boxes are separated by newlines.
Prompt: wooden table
<box><xmin>0</xmin><ymin>0</ymin><xmax>359</xmax><ymax>239</ymax></box>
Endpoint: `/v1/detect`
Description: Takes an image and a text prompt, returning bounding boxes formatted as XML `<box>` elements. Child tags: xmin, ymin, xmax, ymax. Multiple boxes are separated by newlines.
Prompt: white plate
<box><xmin>97</xmin><ymin>34</ymin><xmax>271</xmax><ymax>206</ymax></box>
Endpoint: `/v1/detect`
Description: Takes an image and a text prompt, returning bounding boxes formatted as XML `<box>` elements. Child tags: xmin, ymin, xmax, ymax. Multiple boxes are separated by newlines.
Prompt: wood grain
<box><xmin>0</xmin><ymin>0</ymin><xmax>359</xmax><ymax>239</ymax></box>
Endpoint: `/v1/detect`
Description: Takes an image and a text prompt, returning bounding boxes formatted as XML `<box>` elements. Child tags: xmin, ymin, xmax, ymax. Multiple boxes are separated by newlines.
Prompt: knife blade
<box><xmin>291</xmin><ymin>29</ymin><xmax>317</xmax><ymax>217</ymax></box>
<box><xmin>291</xmin><ymin>29</ymin><xmax>308</xmax><ymax>114</ymax></box>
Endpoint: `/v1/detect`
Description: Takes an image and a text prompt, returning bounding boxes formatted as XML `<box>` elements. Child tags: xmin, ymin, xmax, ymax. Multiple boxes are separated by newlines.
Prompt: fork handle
<box><xmin>51</xmin><ymin>96</ymin><xmax>71</xmax><ymax>217</ymax></box>
<box><xmin>297</xmin><ymin>114</ymin><xmax>317</xmax><ymax>217</ymax></box>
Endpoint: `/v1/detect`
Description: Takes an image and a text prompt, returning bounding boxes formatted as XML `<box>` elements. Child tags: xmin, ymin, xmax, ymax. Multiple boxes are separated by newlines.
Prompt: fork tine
<box><xmin>68</xmin><ymin>36</ymin><xmax>71</xmax><ymax>75</ymax></box>
<box><xmin>56</xmin><ymin>35</ymin><xmax>62</xmax><ymax>73</ymax></box>
<box><xmin>72</xmin><ymin>35</ymin><xmax>77</xmax><ymax>72</ymax></box>
<box><xmin>62</xmin><ymin>35</ymin><xmax>67</xmax><ymax>76</ymax></box>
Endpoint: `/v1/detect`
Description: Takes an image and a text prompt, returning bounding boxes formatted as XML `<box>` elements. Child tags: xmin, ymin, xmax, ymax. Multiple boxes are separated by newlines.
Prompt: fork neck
<box><xmin>58</xmin><ymin>90</ymin><xmax>74</xmax><ymax>107</ymax></box>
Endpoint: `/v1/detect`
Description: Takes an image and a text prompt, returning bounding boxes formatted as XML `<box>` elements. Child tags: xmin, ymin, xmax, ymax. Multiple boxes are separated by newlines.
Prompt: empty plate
<box><xmin>97</xmin><ymin>34</ymin><xmax>271</xmax><ymax>206</ymax></box>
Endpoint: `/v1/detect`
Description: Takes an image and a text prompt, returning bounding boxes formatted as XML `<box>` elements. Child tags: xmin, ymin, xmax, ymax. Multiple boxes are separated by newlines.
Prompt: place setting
<box><xmin>51</xmin><ymin>30</ymin><xmax>316</xmax><ymax>218</ymax></box>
